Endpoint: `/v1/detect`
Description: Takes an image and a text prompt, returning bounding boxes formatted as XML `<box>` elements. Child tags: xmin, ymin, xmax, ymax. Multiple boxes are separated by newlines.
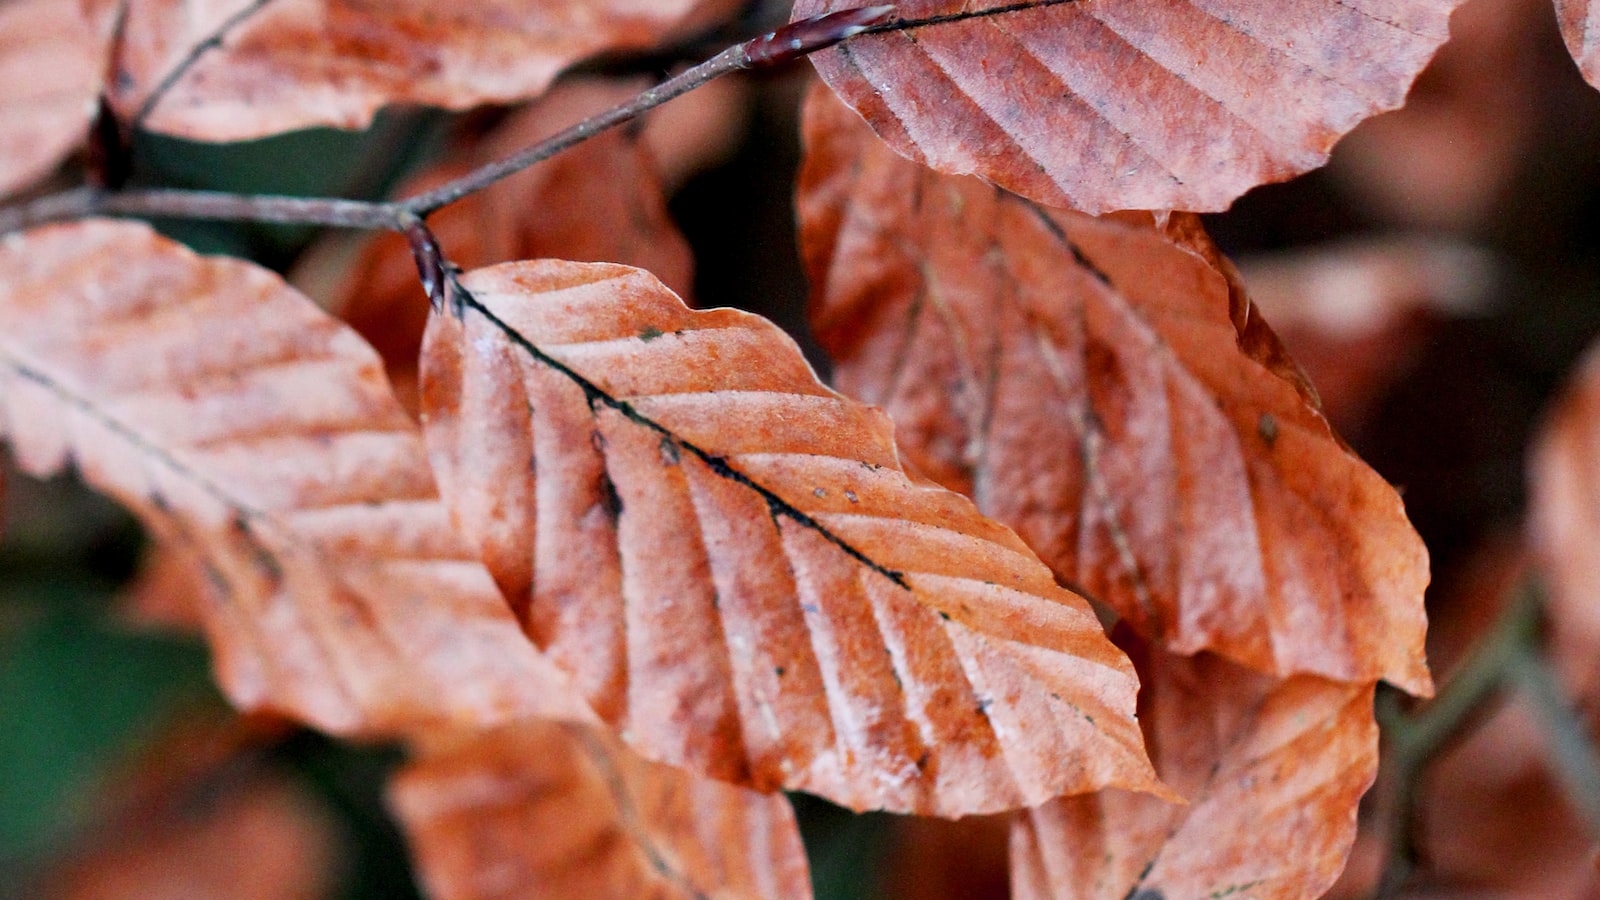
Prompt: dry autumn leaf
<box><xmin>419</xmin><ymin>259</ymin><xmax>1166</xmax><ymax>816</ymax></box>
<box><xmin>392</xmin><ymin>720</ymin><xmax>812</xmax><ymax>900</ymax></box>
<box><xmin>794</xmin><ymin>0</ymin><xmax>1466</xmax><ymax>214</ymax></box>
<box><xmin>0</xmin><ymin>219</ymin><xmax>587</xmax><ymax>735</ymax></box>
<box><xmin>1558</xmin><ymin>0</ymin><xmax>1600</xmax><ymax>88</ymax></box>
<box><xmin>0</xmin><ymin>0</ymin><xmax>109</xmax><ymax>198</ymax></box>
<box><xmin>1011</xmin><ymin>638</ymin><xmax>1378</xmax><ymax>900</ymax></box>
<box><xmin>798</xmin><ymin>85</ymin><xmax>1432</xmax><ymax>696</ymax></box>
<box><xmin>324</xmin><ymin>77</ymin><xmax>692</xmax><ymax>414</ymax></box>
<box><xmin>106</xmin><ymin>0</ymin><xmax>740</xmax><ymax>140</ymax></box>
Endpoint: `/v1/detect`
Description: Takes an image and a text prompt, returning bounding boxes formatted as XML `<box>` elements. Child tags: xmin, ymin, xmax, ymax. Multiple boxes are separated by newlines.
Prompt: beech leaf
<box><xmin>0</xmin><ymin>220</ymin><xmax>587</xmax><ymax>735</ymax></box>
<box><xmin>1011</xmin><ymin>641</ymin><xmax>1378</xmax><ymax>900</ymax></box>
<box><xmin>0</xmin><ymin>0</ymin><xmax>109</xmax><ymax>198</ymax></box>
<box><xmin>798</xmin><ymin>85</ymin><xmax>1432</xmax><ymax>695</ymax></box>
<box><xmin>795</xmin><ymin>0</ymin><xmax>1467</xmax><ymax>213</ymax></box>
<box><xmin>391</xmin><ymin>720</ymin><xmax>812</xmax><ymax>900</ymax></box>
<box><xmin>419</xmin><ymin>259</ymin><xmax>1167</xmax><ymax>816</ymax></box>
<box><xmin>1557</xmin><ymin>0</ymin><xmax>1600</xmax><ymax>89</ymax></box>
<box><xmin>106</xmin><ymin>0</ymin><xmax>739</xmax><ymax>140</ymax></box>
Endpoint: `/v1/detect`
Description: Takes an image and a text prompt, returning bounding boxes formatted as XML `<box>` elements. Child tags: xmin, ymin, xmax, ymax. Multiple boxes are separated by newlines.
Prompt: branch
<box><xmin>399</xmin><ymin>5</ymin><xmax>895</xmax><ymax>215</ymax></box>
<box><xmin>0</xmin><ymin>6</ymin><xmax>896</xmax><ymax>236</ymax></box>
<box><xmin>0</xmin><ymin>187</ymin><xmax>404</xmax><ymax>235</ymax></box>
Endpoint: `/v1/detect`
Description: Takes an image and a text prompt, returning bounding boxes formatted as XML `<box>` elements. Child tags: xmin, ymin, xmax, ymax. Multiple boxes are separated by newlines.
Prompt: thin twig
<box><xmin>1</xmin><ymin>6</ymin><xmax>896</xmax><ymax>236</ymax></box>
<box><xmin>1373</xmin><ymin>585</ymin><xmax>1542</xmax><ymax>897</ymax></box>
<box><xmin>400</xmin><ymin>6</ymin><xmax>895</xmax><ymax>215</ymax></box>
<box><xmin>0</xmin><ymin>188</ymin><xmax>404</xmax><ymax>236</ymax></box>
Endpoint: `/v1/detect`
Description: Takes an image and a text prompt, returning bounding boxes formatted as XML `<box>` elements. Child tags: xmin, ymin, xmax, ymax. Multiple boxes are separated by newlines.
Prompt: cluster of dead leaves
<box><xmin>16</xmin><ymin>0</ymin><xmax>1600</xmax><ymax>897</ymax></box>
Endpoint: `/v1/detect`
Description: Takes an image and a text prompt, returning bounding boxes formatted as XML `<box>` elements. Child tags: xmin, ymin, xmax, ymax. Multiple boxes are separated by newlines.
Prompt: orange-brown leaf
<box><xmin>0</xmin><ymin>0</ymin><xmax>109</xmax><ymax>197</ymax></box>
<box><xmin>391</xmin><ymin>720</ymin><xmax>812</xmax><ymax>900</ymax></box>
<box><xmin>325</xmin><ymin>78</ymin><xmax>693</xmax><ymax>414</ymax></box>
<box><xmin>419</xmin><ymin>259</ymin><xmax>1166</xmax><ymax>816</ymax></box>
<box><xmin>0</xmin><ymin>219</ymin><xmax>586</xmax><ymax>735</ymax></box>
<box><xmin>1012</xmin><ymin>640</ymin><xmax>1378</xmax><ymax>900</ymax></box>
<box><xmin>1557</xmin><ymin>0</ymin><xmax>1600</xmax><ymax>89</ymax></box>
<box><xmin>799</xmin><ymin>86</ymin><xmax>1433</xmax><ymax>696</ymax></box>
<box><xmin>110</xmin><ymin>0</ymin><xmax>739</xmax><ymax>140</ymax></box>
<box><xmin>795</xmin><ymin>0</ymin><xmax>1466</xmax><ymax>213</ymax></box>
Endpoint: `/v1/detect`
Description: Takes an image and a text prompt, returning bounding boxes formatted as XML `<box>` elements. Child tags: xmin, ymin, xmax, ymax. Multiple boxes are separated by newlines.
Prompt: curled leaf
<box><xmin>798</xmin><ymin>85</ymin><xmax>1432</xmax><ymax>695</ymax></box>
<box><xmin>110</xmin><ymin>0</ymin><xmax>740</xmax><ymax>140</ymax></box>
<box><xmin>0</xmin><ymin>220</ymin><xmax>586</xmax><ymax>735</ymax></box>
<box><xmin>419</xmin><ymin>259</ymin><xmax>1165</xmax><ymax>816</ymax></box>
<box><xmin>1012</xmin><ymin>640</ymin><xmax>1378</xmax><ymax>900</ymax></box>
<box><xmin>795</xmin><ymin>0</ymin><xmax>1466</xmax><ymax>213</ymax></box>
<box><xmin>392</xmin><ymin>720</ymin><xmax>812</xmax><ymax>900</ymax></box>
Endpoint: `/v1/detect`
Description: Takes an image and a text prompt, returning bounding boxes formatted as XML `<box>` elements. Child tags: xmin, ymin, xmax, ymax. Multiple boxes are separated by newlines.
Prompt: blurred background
<box><xmin>6</xmin><ymin>0</ymin><xmax>1600</xmax><ymax>895</ymax></box>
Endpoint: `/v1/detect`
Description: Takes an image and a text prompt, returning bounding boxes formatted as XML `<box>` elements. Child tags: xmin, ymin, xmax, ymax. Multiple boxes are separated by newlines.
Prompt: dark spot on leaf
<box><xmin>916</xmin><ymin>751</ymin><xmax>929</xmax><ymax>770</ymax></box>
<box><xmin>938</xmin><ymin>611</ymin><xmax>951</xmax><ymax>621</ymax></box>
<box><xmin>658</xmin><ymin>436</ymin><xmax>680</xmax><ymax>466</ymax></box>
<box><xmin>1130</xmin><ymin>891</ymin><xmax>1165</xmax><ymax>900</ymax></box>
<box><xmin>638</xmin><ymin>325</ymin><xmax>665</xmax><ymax>342</ymax></box>
<box><xmin>598</xmin><ymin>472</ymin><xmax>623</xmax><ymax>521</ymax></box>
<box><xmin>775</xmin><ymin>666</ymin><xmax>786</xmax><ymax>677</ymax></box>
<box><xmin>1258</xmin><ymin>412</ymin><xmax>1279</xmax><ymax>447</ymax></box>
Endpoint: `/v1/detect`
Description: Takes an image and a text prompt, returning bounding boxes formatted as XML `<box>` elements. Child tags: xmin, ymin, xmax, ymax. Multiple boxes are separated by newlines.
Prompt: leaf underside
<box><xmin>0</xmin><ymin>220</ymin><xmax>585</xmax><ymax>735</ymax></box>
<box><xmin>795</xmin><ymin>0</ymin><xmax>1466</xmax><ymax>213</ymax></box>
<box><xmin>0</xmin><ymin>0</ymin><xmax>107</xmax><ymax>198</ymax></box>
<box><xmin>798</xmin><ymin>85</ymin><xmax>1432</xmax><ymax>696</ymax></box>
<box><xmin>419</xmin><ymin>259</ymin><xmax>1166</xmax><ymax>816</ymax></box>
<box><xmin>1557</xmin><ymin>0</ymin><xmax>1600</xmax><ymax>89</ymax></box>
<box><xmin>392</xmin><ymin>720</ymin><xmax>813</xmax><ymax>900</ymax></box>
<box><xmin>1011</xmin><ymin>638</ymin><xmax>1378</xmax><ymax>900</ymax></box>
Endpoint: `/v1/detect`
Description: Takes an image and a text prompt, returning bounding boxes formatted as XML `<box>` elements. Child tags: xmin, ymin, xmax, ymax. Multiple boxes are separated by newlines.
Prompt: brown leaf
<box><xmin>109</xmin><ymin>0</ymin><xmax>739</xmax><ymax>140</ymax></box>
<box><xmin>1558</xmin><ymin>0</ymin><xmax>1600</xmax><ymax>89</ymax></box>
<box><xmin>391</xmin><ymin>720</ymin><xmax>812</xmax><ymax>900</ymax></box>
<box><xmin>798</xmin><ymin>85</ymin><xmax>1433</xmax><ymax>696</ymax></box>
<box><xmin>1532</xmin><ymin>341</ymin><xmax>1600</xmax><ymax>702</ymax></box>
<box><xmin>419</xmin><ymin>259</ymin><xmax>1166</xmax><ymax>816</ymax></box>
<box><xmin>794</xmin><ymin>0</ymin><xmax>1466</xmax><ymax>214</ymax></box>
<box><xmin>0</xmin><ymin>219</ymin><xmax>586</xmax><ymax>735</ymax></box>
<box><xmin>0</xmin><ymin>0</ymin><xmax>109</xmax><ymax>198</ymax></box>
<box><xmin>325</xmin><ymin>77</ymin><xmax>693</xmax><ymax>415</ymax></box>
<box><xmin>1012</xmin><ymin>639</ymin><xmax>1379</xmax><ymax>900</ymax></box>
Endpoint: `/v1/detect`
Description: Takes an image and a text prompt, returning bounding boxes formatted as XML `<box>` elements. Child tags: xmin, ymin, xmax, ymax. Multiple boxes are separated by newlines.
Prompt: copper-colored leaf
<box><xmin>110</xmin><ymin>0</ymin><xmax>739</xmax><ymax>140</ymax></box>
<box><xmin>392</xmin><ymin>720</ymin><xmax>812</xmax><ymax>900</ymax></box>
<box><xmin>326</xmin><ymin>78</ymin><xmax>693</xmax><ymax>414</ymax></box>
<box><xmin>0</xmin><ymin>219</ymin><xmax>586</xmax><ymax>735</ymax></box>
<box><xmin>1558</xmin><ymin>0</ymin><xmax>1600</xmax><ymax>89</ymax></box>
<box><xmin>799</xmin><ymin>86</ymin><xmax>1433</xmax><ymax>696</ymax></box>
<box><xmin>419</xmin><ymin>259</ymin><xmax>1165</xmax><ymax>816</ymax></box>
<box><xmin>0</xmin><ymin>0</ymin><xmax>109</xmax><ymax>198</ymax></box>
<box><xmin>795</xmin><ymin>0</ymin><xmax>1466</xmax><ymax>213</ymax></box>
<box><xmin>1012</xmin><ymin>640</ymin><xmax>1378</xmax><ymax>900</ymax></box>
<box><xmin>1532</xmin><ymin>341</ymin><xmax>1600</xmax><ymax>701</ymax></box>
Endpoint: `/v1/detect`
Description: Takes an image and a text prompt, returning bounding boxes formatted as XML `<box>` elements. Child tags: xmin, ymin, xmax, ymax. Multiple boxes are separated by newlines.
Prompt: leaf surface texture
<box><xmin>1558</xmin><ymin>0</ymin><xmax>1600</xmax><ymax>88</ymax></box>
<box><xmin>0</xmin><ymin>220</ymin><xmax>585</xmax><ymax>734</ymax></box>
<box><xmin>795</xmin><ymin>0</ymin><xmax>1466</xmax><ymax>213</ymax></box>
<box><xmin>392</xmin><ymin>720</ymin><xmax>812</xmax><ymax>899</ymax></box>
<box><xmin>799</xmin><ymin>86</ymin><xmax>1432</xmax><ymax>695</ymax></box>
<box><xmin>1011</xmin><ymin>639</ymin><xmax>1378</xmax><ymax>899</ymax></box>
<box><xmin>419</xmin><ymin>259</ymin><xmax>1165</xmax><ymax>816</ymax></box>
